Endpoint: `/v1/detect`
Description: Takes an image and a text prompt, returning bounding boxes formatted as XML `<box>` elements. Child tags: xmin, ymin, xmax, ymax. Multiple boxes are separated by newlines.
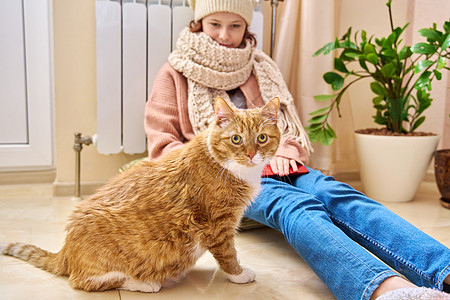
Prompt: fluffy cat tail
<box><xmin>1</xmin><ymin>242</ymin><xmax>66</xmax><ymax>275</ymax></box>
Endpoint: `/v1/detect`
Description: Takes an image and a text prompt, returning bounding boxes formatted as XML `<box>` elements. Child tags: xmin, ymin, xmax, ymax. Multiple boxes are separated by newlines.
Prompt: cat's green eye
<box><xmin>257</xmin><ymin>134</ymin><xmax>268</xmax><ymax>143</ymax></box>
<box><xmin>231</xmin><ymin>135</ymin><xmax>242</xmax><ymax>145</ymax></box>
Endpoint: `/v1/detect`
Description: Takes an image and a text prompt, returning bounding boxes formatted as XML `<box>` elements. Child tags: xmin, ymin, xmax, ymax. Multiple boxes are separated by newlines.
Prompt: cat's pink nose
<box><xmin>247</xmin><ymin>152</ymin><xmax>256</xmax><ymax>160</ymax></box>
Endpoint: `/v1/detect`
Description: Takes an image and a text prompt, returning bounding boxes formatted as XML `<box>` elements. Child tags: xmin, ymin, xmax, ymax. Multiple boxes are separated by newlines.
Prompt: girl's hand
<box><xmin>269</xmin><ymin>156</ymin><xmax>298</xmax><ymax>177</ymax></box>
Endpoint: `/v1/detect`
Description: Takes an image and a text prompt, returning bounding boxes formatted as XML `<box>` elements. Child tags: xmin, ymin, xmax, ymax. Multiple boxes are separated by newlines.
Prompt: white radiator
<box><xmin>95</xmin><ymin>0</ymin><xmax>264</xmax><ymax>155</ymax></box>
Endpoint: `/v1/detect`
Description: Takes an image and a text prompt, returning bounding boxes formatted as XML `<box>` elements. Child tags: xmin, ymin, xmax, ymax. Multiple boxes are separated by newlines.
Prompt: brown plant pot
<box><xmin>434</xmin><ymin>149</ymin><xmax>450</xmax><ymax>209</ymax></box>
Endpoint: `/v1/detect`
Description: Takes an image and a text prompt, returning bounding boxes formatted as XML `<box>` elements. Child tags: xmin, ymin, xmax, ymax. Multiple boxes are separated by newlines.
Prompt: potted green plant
<box><xmin>308</xmin><ymin>0</ymin><xmax>450</xmax><ymax>202</ymax></box>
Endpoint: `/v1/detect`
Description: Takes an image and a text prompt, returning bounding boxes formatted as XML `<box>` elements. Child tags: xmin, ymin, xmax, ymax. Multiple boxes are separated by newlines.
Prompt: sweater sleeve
<box><xmin>145</xmin><ymin>64</ymin><xmax>185</xmax><ymax>161</ymax></box>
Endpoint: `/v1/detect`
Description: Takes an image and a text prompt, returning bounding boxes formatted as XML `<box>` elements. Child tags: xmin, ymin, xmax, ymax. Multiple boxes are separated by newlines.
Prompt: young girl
<box><xmin>144</xmin><ymin>0</ymin><xmax>450</xmax><ymax>299</ymax></box>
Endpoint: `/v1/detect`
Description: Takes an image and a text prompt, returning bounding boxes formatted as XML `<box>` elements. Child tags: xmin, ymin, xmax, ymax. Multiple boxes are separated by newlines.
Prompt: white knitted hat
<box><xmin>189</xmin><ymin>0</ymin><xmax>258</xmax><ymax>26</ymax></box>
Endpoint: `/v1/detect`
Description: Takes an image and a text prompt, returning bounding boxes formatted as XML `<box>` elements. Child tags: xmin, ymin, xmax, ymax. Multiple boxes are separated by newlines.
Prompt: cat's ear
<box><xmin>261</xmin><ymin>97</ymin><xmax>280</xmax><ymax>122</ymax></box>
<box><xmin>214</xmin><ymin>97</ymin><xmax>235</xmax><ymax>126</ymax></box>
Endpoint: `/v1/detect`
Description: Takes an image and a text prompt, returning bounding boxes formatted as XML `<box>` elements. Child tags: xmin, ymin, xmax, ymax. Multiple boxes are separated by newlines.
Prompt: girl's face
<box><xmin>201</xmin><ymin>12</ymin><xmax>247</xmax><ymax>48</ymax></box>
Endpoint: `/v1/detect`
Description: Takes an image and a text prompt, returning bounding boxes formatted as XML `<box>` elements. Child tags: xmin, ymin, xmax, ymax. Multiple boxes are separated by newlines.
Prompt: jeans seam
<box><xmin>330</xmin><ymin>215</ymin><xmax>433</xmax><ymax>282</ymax></box>
<box><xmin>437</xmin><ymin>264</ymin><xmax>450</xmax><ymax>290</ymax></box>
<box><xmin>361</xmin><ymin>270</ymin><xmax>397</xmax><ymax>300</ymax></box>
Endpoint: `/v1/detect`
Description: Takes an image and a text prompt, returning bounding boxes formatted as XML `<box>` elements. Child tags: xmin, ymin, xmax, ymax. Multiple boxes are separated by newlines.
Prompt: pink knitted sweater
<box><xmin>144</xmin><ymin>62</ymin><xmax>310</xmax><ymax>165</ymax></box>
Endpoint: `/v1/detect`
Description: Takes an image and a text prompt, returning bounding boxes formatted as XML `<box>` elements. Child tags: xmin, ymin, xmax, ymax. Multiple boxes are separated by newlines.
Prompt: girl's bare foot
<box><xmin>370</xmin><ymin>276</ymin><xmax>416</xmax><ymax>300</ymax></box>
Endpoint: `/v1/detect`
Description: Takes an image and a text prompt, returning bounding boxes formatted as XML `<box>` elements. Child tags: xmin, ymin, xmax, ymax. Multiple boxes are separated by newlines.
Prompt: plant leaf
<box><xmin>418</xmin><ymin>28</ymin><xmax>441</xmax><ymax>42</ymax></box>
<box><xmin>322</xmin><ymin>128</ymin><xmax>335</xmax><ymax>145</ymax></box>
<box><xmin>398</xmin><ymin>46</ymin><xmax>412</xmax><ymax>60</ymax></box>
<box><xmin>361</xmin><ymin>30</ymin><xmax>367</xmax><ymax>42</ymax></box>
<box><xmin>433</xmin><ymin>69</ymin><xmax>442</xmax><ymax>80</ymax></box>
<box><xmin>414</xmin><ymin>59</ymin><xmax>434</xmax><ymax>73</ymax></box>
<box><xmin>415</xmin><ymin>71</ymin><xmax>432</xmax><ymax>90</ymax></box>
<box><xmin>381</xmin><ymin>48</ymin><xmax>397</xmax><ymax>58</ymax></box>
<box><xmin>341</xmin><ymin>27</ymin><xmax>352</xmax><ymax>40</ymax></box>
<box><xmin>372</xmin><ymin>96</ymin><xmax>384</xmax><ymax>106</ymax></box>
<box><xmin>411</xmin><ymin>43</ymin><xmax>436</xmax><ymax>55</ymax></box>
<box><xmin>383</xmin><ymin>31</ymin><xmax>397</xmax><ymax>48</ymax></box>
<box><xmin>364</xmin><ymin>43</ymin><xmax>376</xmax><ymax>55</ymax></box>
<box><xmin>314</xmin><ymin>94</ymin><xmax>336</xmax><ymax>102</ymax></box>
<box><xmin>359</xmin><ymin>58</ymin><xmax>369</xmax><ymax>71</ymax></box>
<box><xmin>308</xmin><ymin>114</ymin><xmax>328</xmax><ymax>124</ymax></box>
<box><xmin>373</xmin><ymin>111</ymin><xmax>387</xmax><ymax>126</ymax></box>
<box><xmin>380</xmin><ymin>63</ymin><xmax>396</xmax><ymax>78</ymax></box>
<box><xmin>306</xmin><ymin>129</ymin><xmax>319</xmax><ymax>143</ymax></box>
<box><xmin>309</xmin><ymin>106</ymin><xmax>331</xmax><ymax>116</ymax></box>
<box><xmin>444</xmin><ymin>21</ymin><xmax>450</xmax><ymax>33</ymax></box>
<box><xmin>370</xmin><ymin>82</ymin><xmax>386</xmax><ymax>96</ymax></box>
<box><xmin>344</xmin><ymin>51</ymin><xmax>362</xmax><ymax>59</ymax></box>
<box><xmin>313</xmin><ymin>41</ymin><xmax>337</xmax><ymax>56</ymax></box>
<box><xmin>437</xmin><ymin>57</ymin><xmax>447</xmax><ymax>69</ymax></box>
<box><xmin>366</xmin><ymin>53</ymin><xmax>379</xmax><ymax>65</ymax></box>
<box><xmin>334</xmin><ymin>58</ymin><xmax>349</xmax><ymax>73</ymax></box>
<box><xmin>309</xmin><ymin>127</ymin><xmax>336</xmax><ymax>146</ymax></box>
<box><xmin>411</xmin><ymin>116</ymin><xmax>426</xmax><ymax>131</ymax></box>
<box><xmin>441</xmin><ymin>33</ymin><xmax>450</xmax><ymax>51</ymax></box>
<box><xmin>305</xmin><ymin>123</ymin><xmax>322</xmax><ymax>131</ymax></box>
<box><xmin>323</xmin><ymin>72</ymin><xmax>345</xmax><ymax>91</ymax></box>
<box><xmin>326</xmin><ymin>124</ymin><xmax>337</xmax><ymax>138</ymax></box>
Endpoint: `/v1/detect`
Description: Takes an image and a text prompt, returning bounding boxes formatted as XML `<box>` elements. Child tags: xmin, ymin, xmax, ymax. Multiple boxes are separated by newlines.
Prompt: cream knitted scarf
<box><xmin>168</xmin><ymin>27</ymin><xmax>313</xmax><ymax>154</ymax></box>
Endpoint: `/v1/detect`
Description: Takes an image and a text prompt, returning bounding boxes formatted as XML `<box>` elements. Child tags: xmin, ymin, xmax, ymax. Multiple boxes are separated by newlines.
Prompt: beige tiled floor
<box><xmin>0</xmin><ymin>181</ymin><xmax>449</xmax><ymax>300</ymax></box>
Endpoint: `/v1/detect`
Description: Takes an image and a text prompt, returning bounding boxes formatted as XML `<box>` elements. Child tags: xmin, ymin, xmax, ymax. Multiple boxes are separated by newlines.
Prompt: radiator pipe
<box><xmin>72</xmin><ymin>133</ymin><xmax>92</xmax><ymax>201</ymax></box>
<box><xmin>270</xmin><ymin>0</ymin><xmax>278</xmax><ymax>57</ymax></box>
<box><xmin>264</xmin><ymin>0</ymin><xmax>283</xmax><ymax>57</ymax></box>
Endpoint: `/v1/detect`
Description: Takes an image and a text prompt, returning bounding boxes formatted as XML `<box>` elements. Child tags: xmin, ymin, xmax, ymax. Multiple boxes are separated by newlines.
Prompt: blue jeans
<box><xmin>244</xmin><ymin>167</ymin><xmax>450</xmax><ymax>300</ymax></box>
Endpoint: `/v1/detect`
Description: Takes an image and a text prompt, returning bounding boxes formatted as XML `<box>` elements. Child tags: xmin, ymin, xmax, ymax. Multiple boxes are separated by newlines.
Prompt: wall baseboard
<box><xmin>52</xmin><ymin>181</ymin><xmax>105</xmax><ymax>197</ymax></box>
<box><xmin>0</xmin><ymin>169</ymin><xmax>56</xmax><ymax>185</ymax></box>
<box><xmin>334</xmin><ymin>171</ymin><xmax>435</xmax><ymax>183</ymax></box>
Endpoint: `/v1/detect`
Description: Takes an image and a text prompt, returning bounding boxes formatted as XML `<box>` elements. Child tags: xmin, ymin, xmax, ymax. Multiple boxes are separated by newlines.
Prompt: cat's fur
<box><xmin>1</xmin><ymin>97</ymin><xmax>281</xmax><ymax>293</ymax></box>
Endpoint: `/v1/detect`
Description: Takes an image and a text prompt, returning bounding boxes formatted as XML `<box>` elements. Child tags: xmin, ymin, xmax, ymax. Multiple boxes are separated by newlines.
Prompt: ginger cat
<box><xmin>1</xmin><ymin>97</ymin><xmax>281</xmax><ymax>293</ymax></box>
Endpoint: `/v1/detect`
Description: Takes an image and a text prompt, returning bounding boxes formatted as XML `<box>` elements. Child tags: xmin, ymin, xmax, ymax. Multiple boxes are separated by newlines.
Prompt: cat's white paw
<box><xmin>227</xmin><ymin>267</ymin><xmax>255</xmax><ymax>284</ymax></box>
<box><xmin>120</xmin><ymin>278</ymin><xmax>161</xmax><ymax>293</ymax></box>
